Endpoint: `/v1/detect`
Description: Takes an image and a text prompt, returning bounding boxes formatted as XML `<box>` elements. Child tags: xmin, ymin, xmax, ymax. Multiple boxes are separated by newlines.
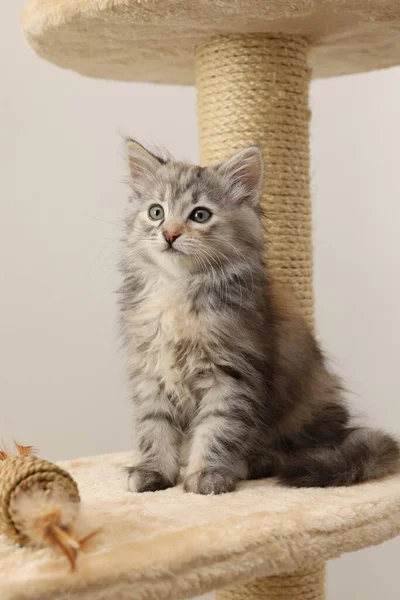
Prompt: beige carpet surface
<box><xmin>22</xmin><ymin>0</ymin><xmax>400</xmax><ymax>83</ymax></box>
<box><xmin>1</xmin><ymin>451</ymin><xmax>400</xmax><ymax>600</ymax></box>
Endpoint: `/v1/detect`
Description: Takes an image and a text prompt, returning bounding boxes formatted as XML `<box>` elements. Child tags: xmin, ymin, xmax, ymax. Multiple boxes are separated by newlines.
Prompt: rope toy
<box><xmin>0</xmin><ymin>442</ymin><xmax>98</xmax><ymax>570</ymax></box>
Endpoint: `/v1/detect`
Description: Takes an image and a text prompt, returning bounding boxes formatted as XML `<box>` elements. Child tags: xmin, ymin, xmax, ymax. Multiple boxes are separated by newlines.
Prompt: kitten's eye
<box><xmin>189</xmin><ymin>207</ymin><xmax>212</xmax><ymax>223</ymax></box>
<box><xmin>148</xmin><ymin>204</ymin><xmax>164</xmax><ymax>221</ymax></box>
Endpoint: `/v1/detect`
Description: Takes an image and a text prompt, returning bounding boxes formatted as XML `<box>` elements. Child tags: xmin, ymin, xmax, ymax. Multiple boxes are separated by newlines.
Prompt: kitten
<box><xmin>119</xmin><ymin>140</ymin><xmax>399</xmax><ymax>494</ymax></box>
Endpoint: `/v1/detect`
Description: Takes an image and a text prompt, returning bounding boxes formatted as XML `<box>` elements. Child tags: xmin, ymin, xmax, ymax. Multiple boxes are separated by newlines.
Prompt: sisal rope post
<box><xmin>217</xmin><ymin>565</ymin><xmax>325</xmax><ymax>600</ymax></box>
<box><xmin>196</xmin><ymin>33</ymin><xmax>320</xmax><ymax>598</ymax></box>
<box><xmin>196</xmin><ymin>34</ymin><xmax>313</xmax><ymax>328</ymax></box>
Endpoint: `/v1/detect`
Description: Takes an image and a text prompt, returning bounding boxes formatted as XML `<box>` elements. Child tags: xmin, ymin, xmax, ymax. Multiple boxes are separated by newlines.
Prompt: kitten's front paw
<box><xmin>184</xmin><ymin>469</ymin><xmax>237</xmax><ymax>495</ymax></box>
<box><xmin>127</xmin><ymin>467</ymin><xmax>174</xmax><ymax>493</ymax></box>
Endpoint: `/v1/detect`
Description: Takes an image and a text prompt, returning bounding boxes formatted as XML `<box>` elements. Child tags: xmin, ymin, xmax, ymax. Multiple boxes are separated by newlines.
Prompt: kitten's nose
<box><xmin>163</xmin><ymin>230</ymin><xmax>181</xmax><ymax>246</ymax></box>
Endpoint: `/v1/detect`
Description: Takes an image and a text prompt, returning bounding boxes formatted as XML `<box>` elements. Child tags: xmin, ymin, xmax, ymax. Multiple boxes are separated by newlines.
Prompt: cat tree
<box><xmin>10</xmin><ymin>1</ymin><xmax>400</xmax><ymax>599</ymax></box>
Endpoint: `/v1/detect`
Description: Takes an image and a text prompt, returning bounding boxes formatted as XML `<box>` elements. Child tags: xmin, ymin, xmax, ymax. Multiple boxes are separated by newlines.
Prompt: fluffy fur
<box><xmin>119</xmin><ymin>141</ymin><xmax>399</xmax><ymax>494</ymax></box>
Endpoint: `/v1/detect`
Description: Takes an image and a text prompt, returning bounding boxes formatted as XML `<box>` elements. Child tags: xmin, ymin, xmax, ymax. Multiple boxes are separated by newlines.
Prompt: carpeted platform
<box><xmin>1</xmin><ymin>451</ymin><xmax>400</xmax><ymax>600</ymax></box>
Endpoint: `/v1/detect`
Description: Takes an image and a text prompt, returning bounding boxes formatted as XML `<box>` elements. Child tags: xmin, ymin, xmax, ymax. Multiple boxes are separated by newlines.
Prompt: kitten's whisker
<box><xmin>89</xmin><ymin>216</ymin><xmax>122</xmax><ymax>228</ymax></box>
<box><xmin>203</xmin><ymin>245</ymin><xmax>245</xmax><ymax>317</ymax></box>
<box><xmin>188</xmin><ymin>245</ymin><xmax>222</xmax><ymax>307</ymax></box>
<box><xmin>193</xmin><ymin>249</ymin><xmax>223</xmax><ymax>309</ymax></box>
<box><xmin>195</xmin><ymin>246</ymin><xmax>231</xmax><ymax>314</ymax></box>
<box><xmin>208</xmin><ymin>235</ymin><xmax>256</xmax><ymax>297</ymax></box>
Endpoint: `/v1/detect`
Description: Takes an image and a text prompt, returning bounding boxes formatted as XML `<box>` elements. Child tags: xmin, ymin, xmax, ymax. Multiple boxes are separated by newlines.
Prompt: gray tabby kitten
<box><xmin>120</xmin><ymin>140</ymin><xmax>399</xmax><ymax>494</ymax></box>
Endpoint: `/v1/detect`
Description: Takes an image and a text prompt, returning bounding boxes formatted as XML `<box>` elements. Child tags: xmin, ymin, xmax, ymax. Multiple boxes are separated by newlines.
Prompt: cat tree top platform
<box><xmin>22</xmin><ymin>0</ymin><xmax>400</xmax><ymax>84</ymax></box>
<box><xmin>1</xmin><ymin>452</ymin><xmax>400</xmax><ymax>600</ymax></box>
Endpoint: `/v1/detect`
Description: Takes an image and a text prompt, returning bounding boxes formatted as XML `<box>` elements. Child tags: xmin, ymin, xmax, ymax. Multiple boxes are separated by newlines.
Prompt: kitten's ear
<box><xmin>125</xmin><ymin>139</ymin><xmax>166</xmax><ymax>181</ymax></box>
<box><xmin>217</xmin><ymin>146</ymin><xmax>263</xmax><ymax>206</ymax></box>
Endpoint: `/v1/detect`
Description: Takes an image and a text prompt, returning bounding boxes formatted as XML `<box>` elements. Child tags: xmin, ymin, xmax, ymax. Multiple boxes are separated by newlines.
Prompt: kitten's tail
<box><xmin>279</xmin><ymin>428</ymin><xmax>400</xmax><ymax>487</ymax></box>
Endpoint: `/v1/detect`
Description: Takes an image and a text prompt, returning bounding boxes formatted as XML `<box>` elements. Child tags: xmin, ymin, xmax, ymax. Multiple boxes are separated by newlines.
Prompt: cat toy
<box><xmin>0</xmin><ymin>442</ymin><xmax>98</xmax><ymax>571</ymax></box>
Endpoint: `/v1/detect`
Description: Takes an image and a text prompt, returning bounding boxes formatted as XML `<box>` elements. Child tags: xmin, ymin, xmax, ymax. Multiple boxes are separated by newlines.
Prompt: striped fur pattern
<box><xmin>120</xmin><ymin>141</ymin><xmax>399</xmax><ymax>494</ymax></box>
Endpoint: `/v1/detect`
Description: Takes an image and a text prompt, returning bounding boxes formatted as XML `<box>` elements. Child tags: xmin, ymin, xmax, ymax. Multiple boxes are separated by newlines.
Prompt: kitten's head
<box><xmin>124</xmin><ymin>140</ymin><xmax>264</xmax><ymax>276</ymax></box>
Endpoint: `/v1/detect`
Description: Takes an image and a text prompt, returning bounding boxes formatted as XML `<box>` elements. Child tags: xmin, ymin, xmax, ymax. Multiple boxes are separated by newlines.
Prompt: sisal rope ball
<box><xmin>0</xmin><ymin>443</ymin><xmax>96</xmax><ymax>570</ymax></box>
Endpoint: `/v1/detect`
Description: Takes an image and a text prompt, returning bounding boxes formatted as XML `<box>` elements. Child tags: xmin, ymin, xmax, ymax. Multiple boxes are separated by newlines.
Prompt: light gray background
<box><xmin>1</xmin><ymin>2</ymin><xmax>400</xmax><ymax>598</ymax></box>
